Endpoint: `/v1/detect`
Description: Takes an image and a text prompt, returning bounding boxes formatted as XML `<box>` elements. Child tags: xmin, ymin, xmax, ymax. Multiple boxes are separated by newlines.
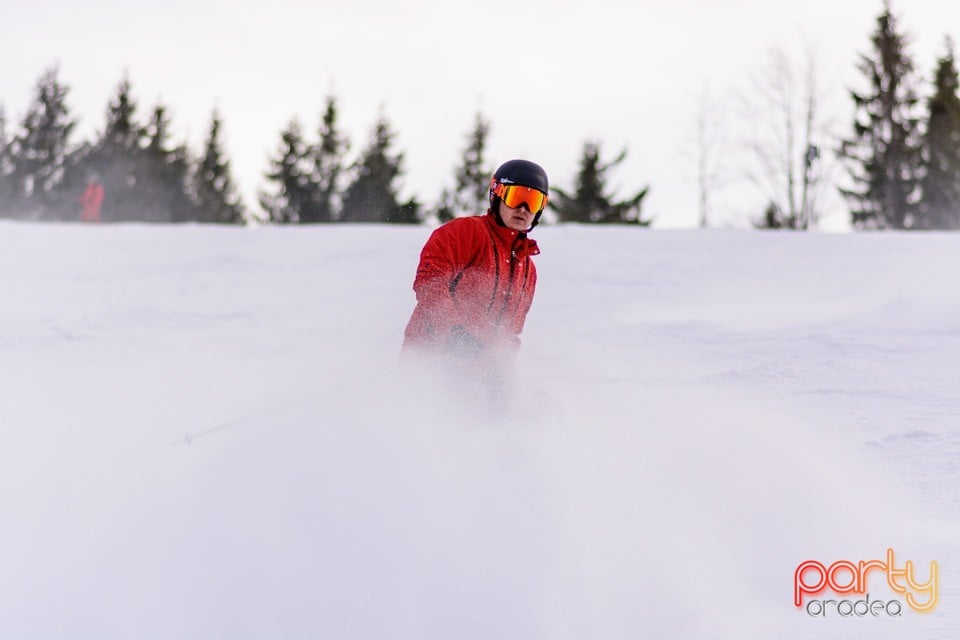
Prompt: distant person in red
<box><xmin>79</xmin><ymin>179</ymin><xmax>104</xmax><ymax>223</ymax></box>
<box><xmin>403</xmin><ymin>159</ymin><xmax>548</xmax><ymax>369</ymax></box>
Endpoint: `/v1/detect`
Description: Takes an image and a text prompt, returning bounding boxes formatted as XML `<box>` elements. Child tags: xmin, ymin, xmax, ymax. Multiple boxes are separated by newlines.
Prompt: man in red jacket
<box><xmin>403</xmin><ymin>159</ymin><xmax>548</xmax><ymax>367</ymax></box>
<box><xmin>79</xmin><ymin>179</ymin><xmax>105</xmax><ymax>223</ymax></box>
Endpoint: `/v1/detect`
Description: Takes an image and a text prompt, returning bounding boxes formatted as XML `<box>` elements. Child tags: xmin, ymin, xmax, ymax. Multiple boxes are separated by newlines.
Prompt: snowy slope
<box><xmin>1</xmin><ymin>221</ymin><xmax>957</xmax><ymax>639</ymax></box>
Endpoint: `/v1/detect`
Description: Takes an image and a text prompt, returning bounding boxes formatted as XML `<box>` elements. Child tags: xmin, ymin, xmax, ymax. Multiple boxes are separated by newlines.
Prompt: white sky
<box><xmin>1</xmin><ymin>0</ymin><xmax>958</xmax><ymax>227</ymax></box>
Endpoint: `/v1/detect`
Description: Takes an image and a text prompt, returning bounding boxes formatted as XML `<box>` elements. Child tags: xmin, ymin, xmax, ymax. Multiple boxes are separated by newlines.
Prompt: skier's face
<box><xmin>499</xmin><ymin>201</ymin><xmax>536</xmax><ymax>231</ymax></box>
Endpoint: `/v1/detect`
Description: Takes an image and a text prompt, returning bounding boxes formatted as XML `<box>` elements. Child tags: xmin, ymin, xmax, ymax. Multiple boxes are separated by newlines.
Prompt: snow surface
<box><xmin>1</xmin><ymin>221</ymin><xmax>958</xmax><ymax>639</ymax></box>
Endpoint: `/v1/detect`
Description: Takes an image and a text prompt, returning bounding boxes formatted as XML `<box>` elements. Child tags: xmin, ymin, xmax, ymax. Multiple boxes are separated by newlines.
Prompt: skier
<box><xmin>402</xmin><ymin>159</ymin><xmax>548</xmax><ymax>383</ymax></box>
<box><xmin>79</xmin><ymin>178</ymin><xmax>104</xmax><ymax>223</ymax></box>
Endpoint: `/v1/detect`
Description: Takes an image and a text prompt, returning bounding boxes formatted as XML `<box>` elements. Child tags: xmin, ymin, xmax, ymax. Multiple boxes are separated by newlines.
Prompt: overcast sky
<box><xmin>2</xmin><ymin>0</ymin><xmax>958</xmax><ymax>228</ymax></box>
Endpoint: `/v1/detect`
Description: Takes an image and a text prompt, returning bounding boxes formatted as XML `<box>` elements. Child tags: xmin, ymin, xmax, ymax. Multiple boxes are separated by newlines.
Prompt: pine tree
<box><xmin>340</xmin><ymin>114</ymin><xmax>416</xmax><ymax>223</ymax></box>
<box><xmin>0</xmin><ymin>104</ymin><xmax>14</xmax><ymax>214</ymax></box>
<box><xmin>193</xmin><ymin>110</ymin><xmax>244</xmax><ymax>224</ymax></box>
<box><xmin>260</xmin><ymin>118</ymin><xmax>312</xmax><ymax>224</ymax></box>
<box><xmin>6</xmin><ymin>66</ymin><xmax>76</xmax><ymax>218</ymax></box>
<box><xmin>141</xmin><ymin>104</ymin><xmax>196</xmax><ymax>222</ymax></box>
<box><xmin>436</xmin><ymin>111</ymin><xmax>491</xmax><ymax>223</ymax></box>
<box><xmin>389</xmin><ymin>196</ymin><xmax>422</xmax><ymax>224</ymax></box>
<box><xmin>104</xmin><ymin>77</ymin><xmax>141</xmax><ymax>151</ymax></box>
<box><xmin>302</xmin><ymin>96</ymin><xmax>348</xmax><ymax>223</ymax></box>
<box><xmin>754</xmin><ymin>201</ymin><xmax>788</xmax><ymax>229</ymax></box>
<box><xmin>52</xmin><ymin>141</ymin><xmax>94</xmax><ymax>221</ymax></box>
<box><xmin>167</xmin><ymin>144</ymin><xmax>196</xmax><ymax>222</ymax></box>
<box><xmin>919</xmin><ymin>39</ymin><xmax>960</xmax><ymax>230</ymax></box>
<box><xmin>552</xmin><ymin>142</ymin><xmax>650</xmax><ymax>225</ymax></box>
<box><xmin>839</xmin><ymin>3</ymin><xmax>923</xmax><ymax>229</ymax></box>
<box><xmin>74</xmin><ymin>76</ymin><xmax>147</xmax><ymax>221</ymax></box>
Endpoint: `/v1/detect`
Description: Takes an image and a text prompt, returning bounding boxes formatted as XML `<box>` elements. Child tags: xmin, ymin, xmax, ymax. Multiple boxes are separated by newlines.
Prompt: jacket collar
<box><xmin>484</xmin><ymin>212</ymin><xmax>540</xmax><ymax>257</ymax></box>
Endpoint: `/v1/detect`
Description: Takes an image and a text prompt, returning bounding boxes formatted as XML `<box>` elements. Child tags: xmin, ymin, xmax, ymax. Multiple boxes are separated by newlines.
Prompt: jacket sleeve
<box><xmin>410</xmin><ymin>220</ymin><xmax>480</xmax><ymax>339</ymax></box>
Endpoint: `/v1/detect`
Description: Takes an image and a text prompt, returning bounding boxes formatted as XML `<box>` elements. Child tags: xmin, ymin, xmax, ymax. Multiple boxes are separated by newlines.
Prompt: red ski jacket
<box><xmin>403</xmin><ymin>212</ymin><xmax>540</xmax><ymax>354</ymax></box>
<box><xmin>79</xmin><ymin>183</ymin><xmax>104</xmax><ymax>223</ymax></box>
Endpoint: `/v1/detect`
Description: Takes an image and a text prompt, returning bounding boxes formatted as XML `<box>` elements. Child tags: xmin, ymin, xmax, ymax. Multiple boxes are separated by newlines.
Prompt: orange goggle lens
<box><xmin>493</xmin><ymin>182</ymin><xmax>548</xmax><ymax>213</ymax></box>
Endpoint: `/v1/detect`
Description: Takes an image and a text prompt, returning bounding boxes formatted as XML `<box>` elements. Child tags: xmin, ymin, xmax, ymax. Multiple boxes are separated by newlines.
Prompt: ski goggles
<box><xmin>491</xmin><ymin>180</ymin><xmax>549</xmax><ymax>213</ymax></box>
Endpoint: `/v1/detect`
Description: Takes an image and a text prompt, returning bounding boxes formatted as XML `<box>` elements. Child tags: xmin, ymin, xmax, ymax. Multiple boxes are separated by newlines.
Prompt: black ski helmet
<box><xmin>489</xmin><ymin>159</ymin><xmax>549</xmax><ymax>230</ymax></box>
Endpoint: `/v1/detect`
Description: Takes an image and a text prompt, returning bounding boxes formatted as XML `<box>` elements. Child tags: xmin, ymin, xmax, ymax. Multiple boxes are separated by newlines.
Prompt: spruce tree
<box><xmin>0</xmin><ymin>105</ymin><xmax>14</xmax><ymax>214</ymax></box>
<box><xmin>141</xmin><ymin>104</ymin><xmax>196</xmax><ymax>222</ymax></box>
<box><xmin>75</xmin><ymin>76</ymin><xmax>147</xmax><ymax>221</ymax></box>
<box><xmin>340</xmin><ymin>114</ymin><xmax>416</xmax><ymax>223</ymax></box>
<box><xmin>389</xmin><ymin>196</ymin><xmax>422</xmax><ymax>224</ymax></box>
<box><xmin>260</xmin><ymin>118</ymin><xmax>312</xmax><ymax>224</ymax></box>
<box><xmin>919</xmin><ymin>39</ymin><xmax>960</xmax><ymax>230</ymax></box>
<box><xmin>104</xmin><ymin>77</ymin><xmax>141</xmax><ymax>151</ymax></box>
<box><xmin>839</xmin><ymin>4</ymin><xmax>923</xmax><ymax>229</ymax></box>
<box><xmin>436</xmin><ymin>111</ymin><xmax>491</xmax><ymax>223</ymax></box>
<box><xmin>302</xmin><ymin>96</ymin><xmax>348</xmax><ymax>223</ymax></box>
<box><xmin>552</xmin><ymin>142</ymin><xmax>650</xmax><ymax>225</ymax></box>
<box><xmin>52</xmin><ymin>141</ymin><xmax>94</xmax><ymax>221</ymax></box>
<box><xmin>167</xmin><ymin>144</ymin><xmax>197</xmax><ymax>222</ymax></box>
<box><xmin>193</xmin><ymin>110</ymin><xmax>244</xmax><ymax>224</ymax></box>
<box><xmin>754</xmin><ymin>202</ymin><xmax>788</xmax><ymax>229</ymax></box>
<box><xmin>6</xmin><ymin>66</ymin><xmax>76</xmax><ymax>218</ymax></box>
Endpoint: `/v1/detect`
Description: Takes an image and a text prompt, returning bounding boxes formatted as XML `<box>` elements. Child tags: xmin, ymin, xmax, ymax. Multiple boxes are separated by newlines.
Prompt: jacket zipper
<box><xmin>497</xmin><ymin>236</ymin><xmax>525</xmax><ymax>325</ymax></box>
<box><xmin>484</xmin><ymin>220</ymin><xmax>528</xmax><ymax>327</ymax></box>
